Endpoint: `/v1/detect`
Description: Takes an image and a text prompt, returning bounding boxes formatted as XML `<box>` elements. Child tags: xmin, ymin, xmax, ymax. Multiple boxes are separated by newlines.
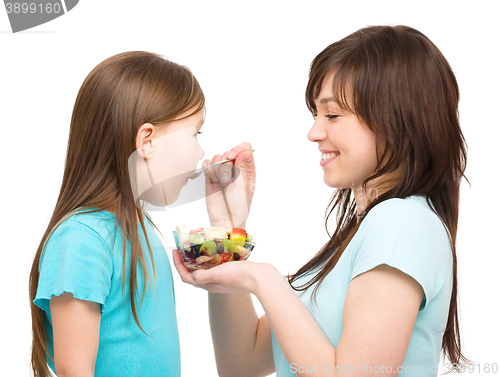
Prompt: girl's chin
<box><xmin>139</xmin><ymin>183</ymin><xmax>181</xmax><ymax>207</ymax></box>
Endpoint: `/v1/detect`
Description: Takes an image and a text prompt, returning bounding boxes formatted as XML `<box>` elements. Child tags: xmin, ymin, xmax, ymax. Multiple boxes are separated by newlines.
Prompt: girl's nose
<box><xmin>307</xmin><ymin>119</ymin><xmax>327</xmax><ymax>143</ymax></box>
<box><xmin>198</xmin><ymin>145</ymin><xmax>205</xmax><ymax>161</ymax></box>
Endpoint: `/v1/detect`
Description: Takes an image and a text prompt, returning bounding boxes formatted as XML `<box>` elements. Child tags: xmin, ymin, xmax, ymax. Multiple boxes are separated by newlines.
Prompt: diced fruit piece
<box><xmin>196</xmin><ymin>255</ymin><xmax>214</xmax><ymax>264</ymax></box>
<box><xmin>189</xmin><ymin>227</ymin><xmax>204</xmax><ymax>234</ymax></box>
<box><xmin>213</xmin><ymin>253</ymin><xmax>223</xmax><ymax>265</ymax></box>
<box><xmin>233</xmin><ymin>252</ymin><xmax>240</xmax><ymax>261</ymax></box>
<box><xmin>229</xmin><ymin>228</ymin><xmax>247</xmax><ymax>246</ymax></box>
<box><xmin>184</xmin><ymin>248</ymin><xmax>195</xmax><ymax>261</ymax></box>
<box><xmin>203</xmin><ymin>227</ymin><xmax>228</xmax><ymax>239</ymax></box>
<box><xmin>237</xmin><ymin>245</ymin><xmax>247</xmax><ymax>258</ymax></box>
<box><xmin>200</xmin><ymin>240</ymin><xmax>217</xmax><ymax>256</ymax></box>
<box><xmin>188</xmin><ymin>233</ymin><xmax>205</xmax><ymax>244</ymax></box>
<box><xmin>176</xmin><ymin>224</ymin><xmax>190</xmax><ymax>244</ymax></box>
<box><xmin>191</xmin><ymin>244</ymin><xmax>201</xmax><ymax>258</ymax></box>
<box><xmin>221</xmin><ymin>253</ymin><xmax>233</xmax><ymax>263</ymax></box>
<box><xmin>175</xmin><ymin>224</ymin><xmax>189</xmax><ymax>234</ymax></box>
<box><xmin>246</xmin><ymin>235</ymin><xmax>253</xmax><ymax>242</ymax></box>
<box><xmin>222</xmin><ymin>239</ymin><xmax>239</xmax><ymax>254</ymax></box>
<box><xmin>215</xmin><ymin>241</ymin><xmax>224</xmax><ymax>254</ymax></box>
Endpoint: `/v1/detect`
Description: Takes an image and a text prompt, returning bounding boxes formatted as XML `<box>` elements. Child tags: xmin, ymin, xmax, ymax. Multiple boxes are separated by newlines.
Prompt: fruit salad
<box><xmin>173</xmin><ymin>224</ymin><xmax>255</xmax><ymax>270</ymax></box>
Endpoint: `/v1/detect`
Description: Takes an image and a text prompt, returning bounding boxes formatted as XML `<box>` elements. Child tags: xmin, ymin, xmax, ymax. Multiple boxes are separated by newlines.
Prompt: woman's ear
<box><xmin>136</xmin><ymin>123</ymin><xmax>155</xmax><ymax>159</ymax></box>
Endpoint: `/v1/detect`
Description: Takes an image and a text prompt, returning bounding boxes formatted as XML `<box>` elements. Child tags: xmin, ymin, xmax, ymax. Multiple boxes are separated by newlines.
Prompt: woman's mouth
<box><xmin>320</xmin><ymin>152</ymin><xmax>340</xmax><ymax>166</ymax></box>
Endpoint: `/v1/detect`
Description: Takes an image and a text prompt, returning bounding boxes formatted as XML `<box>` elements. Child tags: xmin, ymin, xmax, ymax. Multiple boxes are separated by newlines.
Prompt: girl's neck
<box><xmin>103</xmin><ymin>207</ymin><xmax>141</xmax><ymax>222</ymax></box>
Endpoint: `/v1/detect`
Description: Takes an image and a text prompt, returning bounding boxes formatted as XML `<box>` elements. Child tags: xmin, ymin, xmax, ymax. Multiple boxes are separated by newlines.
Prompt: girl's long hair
<box><xmin>29</xmin><ymin>51</ymin><xmax>205</xmax><ymax>377</ymax></box>
<box><xmin>288</xmin><ymin>25</ymin><xmax>471</xmax><ymax>371</ymax></box>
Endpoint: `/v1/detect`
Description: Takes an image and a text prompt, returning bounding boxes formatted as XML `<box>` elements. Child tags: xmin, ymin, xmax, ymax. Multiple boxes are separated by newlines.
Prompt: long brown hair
<box><xmin>29</xmin><ymin>51</ymin><xmax>205</xmax><ymax>377</ymax></box>
<box><xmin>288</xmin><ymin>25</ymin><xmax>471</xmax><ymax>371</ymax></box>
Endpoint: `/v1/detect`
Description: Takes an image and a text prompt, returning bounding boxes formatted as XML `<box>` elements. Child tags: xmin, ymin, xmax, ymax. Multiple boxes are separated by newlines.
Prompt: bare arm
<box><xmin>335</xmin><ymin>264</ymin><xmax>423</xmax><ymax>373</ymax></box>
<box><xmin>50</xmin><ymin>292</ymin><xmax>101</xmax><ymax>377</ymax></box>
<box><xmin>208</xmin><ymin>293</ymin><xmax>275</xmax><ymax>377</ymax></box>
<box><xmin>257</xmin><ymin>263</ymin><xmax>424</xmax><ymax>376</ymax></box>
<box><xmin>188</xmin><ymin>260</ymin><xmax>424</xmax><ymax>377</ymax></box>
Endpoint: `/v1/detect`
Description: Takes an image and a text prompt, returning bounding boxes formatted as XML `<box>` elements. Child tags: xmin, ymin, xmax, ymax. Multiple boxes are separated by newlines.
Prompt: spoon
<box><xmin>188</xmin><ymin>149</ymin><xmax>255</xmax><ymax>180</ymax></box>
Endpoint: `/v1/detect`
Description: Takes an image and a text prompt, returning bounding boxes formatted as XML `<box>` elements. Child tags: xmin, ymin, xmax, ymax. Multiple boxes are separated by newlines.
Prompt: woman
<box><xmin>173</xmin><ymin>25</ymin><xmax>470</xmax><ymax>376</ymax></box>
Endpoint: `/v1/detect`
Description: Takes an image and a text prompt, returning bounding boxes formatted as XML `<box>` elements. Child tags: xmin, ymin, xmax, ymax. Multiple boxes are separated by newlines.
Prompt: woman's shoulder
<box><xmin>364</xmin><ymin>195</ymin><xmax>440</xmax><ymax>225</ymax></box>
<box><xmin>359</xmin><ymin>195</ymin><xmax>451</xmax><ymax>244</ymax></box>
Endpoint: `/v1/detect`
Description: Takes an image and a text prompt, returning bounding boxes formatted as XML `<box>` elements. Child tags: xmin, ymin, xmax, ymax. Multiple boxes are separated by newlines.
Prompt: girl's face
<box><xmin>307</xmin><ymin>70</ymin><xmax>380</xmax><ymax>196</ymax></box>
<box><xmin>134</xmin><ymin>108</ymin><xmax>205</xmax><ymax>206</ymax></box>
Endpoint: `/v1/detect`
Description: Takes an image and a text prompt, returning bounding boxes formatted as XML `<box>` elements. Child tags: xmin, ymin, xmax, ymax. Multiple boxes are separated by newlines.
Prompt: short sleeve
<box><xmin>350</xmin><ymin>198</ymin><xmax>452</xmax><ymax>311</ymax></box>
<box><xmin>34</xmin><ymin>216</ymin><xmax>113</xmax><ymax>313</ymax></box>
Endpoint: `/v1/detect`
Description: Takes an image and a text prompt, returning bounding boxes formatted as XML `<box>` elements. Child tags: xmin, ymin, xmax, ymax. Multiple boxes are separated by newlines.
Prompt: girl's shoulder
<box><xmin>51</xmin><ymin>207</ymin><xmax>118</xmax><ymax>245</ymax></box>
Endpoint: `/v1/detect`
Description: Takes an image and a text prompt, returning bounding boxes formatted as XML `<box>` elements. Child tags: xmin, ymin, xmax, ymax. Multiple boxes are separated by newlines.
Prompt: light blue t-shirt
<box><xmin>272</xmin><ymin>195</ymin><xmax>453</xmax><ymax>376</ymax></box>
<box><xmin>34</xmin><ymin>208</ymin><xmax>180</xmax><ymax>376</ymax></box>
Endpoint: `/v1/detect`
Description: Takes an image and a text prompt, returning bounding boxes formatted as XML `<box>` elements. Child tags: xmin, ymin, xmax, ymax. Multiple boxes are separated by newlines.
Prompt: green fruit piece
<box><xmin>246</xmin><ymin>235</ymin><xmax>253</xmax><ymax>242</ymax></box>
<box><xmin>188</xmin><ymin>233</ymin><xmax>205</xmax><ymax>245</ymax></box>
<box><xmin>200</xmin><ymin>240</ymin><xmax>217</xmax><ymax>256</ymax></box>
<box><xmin>222</xmin><ymin>239</ymin><xmax>238</xmax><ymax>254</ymax></box>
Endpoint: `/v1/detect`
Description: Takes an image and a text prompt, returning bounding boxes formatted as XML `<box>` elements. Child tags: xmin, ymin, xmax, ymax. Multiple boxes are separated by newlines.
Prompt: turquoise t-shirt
<box><xmin>34</xmin><ymin>208</ymin><xmax>181</xmax><ymax>376</ymax></box>
<box><xmin>272</xmin><ymin>195</ymin><xmax>453</xmax><ymax>376</ymax></box>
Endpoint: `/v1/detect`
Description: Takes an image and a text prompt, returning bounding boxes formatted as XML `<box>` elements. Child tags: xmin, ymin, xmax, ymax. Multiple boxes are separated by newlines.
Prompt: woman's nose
<box><xmin>307</xmin><ymin>119</ymin><xmax>327</xmax><ymax>143</ymax></box>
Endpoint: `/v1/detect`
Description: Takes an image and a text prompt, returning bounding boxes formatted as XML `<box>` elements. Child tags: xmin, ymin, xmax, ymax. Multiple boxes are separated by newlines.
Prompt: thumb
<box><xmin>192</xmin><ymin>269</ymin><xmax>215</xmax><ymax>285</ymax></box>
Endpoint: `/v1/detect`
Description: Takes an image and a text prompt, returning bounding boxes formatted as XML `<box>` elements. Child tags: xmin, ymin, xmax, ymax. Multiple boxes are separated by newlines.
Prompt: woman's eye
<box><xmin>325</xmin><ymin>114</ymin><xmax>339</xmax><ymax>120</ymax></box>
<box><xmin>195</xmin><ymin>131</ymin><xmax>203</xmax><ymax>138</ymax></box>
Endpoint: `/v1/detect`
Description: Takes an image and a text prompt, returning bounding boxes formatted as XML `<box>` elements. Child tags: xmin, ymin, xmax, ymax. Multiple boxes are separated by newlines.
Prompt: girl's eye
<box><xmin>195</xmin><ymin>131</ymin><xmax>203</xmax><ymax>138</ymax></box>
<box><xmin>325</xmin><ymin>114</ymin><xmax>339</xmax><ymax>120</ymax></box>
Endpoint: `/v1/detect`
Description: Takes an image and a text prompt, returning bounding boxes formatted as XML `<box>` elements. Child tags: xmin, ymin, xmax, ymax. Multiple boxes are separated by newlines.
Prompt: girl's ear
<box><xmin>136</xmin><ymin>123</ymin><xmax>155</xmax><ymax>159</ymax></box>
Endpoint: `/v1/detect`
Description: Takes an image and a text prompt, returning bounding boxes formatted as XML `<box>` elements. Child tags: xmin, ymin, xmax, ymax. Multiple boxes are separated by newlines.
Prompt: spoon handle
<box><xmin>204</xmin><ymin>149</ymin><xmax>255</xmax><ymax>170</ymax></box>
<box><xmin>221</xmin><ymin>187</ymin><xmax>235</xmax><ymax>229</ymax></box>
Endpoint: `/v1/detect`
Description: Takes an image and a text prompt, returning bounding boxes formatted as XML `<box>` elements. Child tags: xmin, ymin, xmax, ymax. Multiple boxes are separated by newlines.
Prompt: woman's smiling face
<box><xmin>307</xmin><ymin>70</ymin><xmax>380</xmax><ymax>194</ymax></box>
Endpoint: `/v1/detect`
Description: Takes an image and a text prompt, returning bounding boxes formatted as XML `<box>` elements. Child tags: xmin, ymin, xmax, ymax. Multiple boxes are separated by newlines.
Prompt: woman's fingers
<box><xmin>205</xmin><ymin>146</ymin><xmax>253</xmax><ymax>186</ymax></box>
<box><xmin>172</xmin><ymin>249</ymin><xmax>198</xmax><ymax>286</ymax></box>
<box><xmin>219</xmin><ymin>150</ymin><xmax>237</xmax><ymax>186</ymax></box>
<box><xmin>172</xmin><ymin>250</ymin><xmax>220</xmax><ymax>286</ymax></box>
<box><xmin>172</xmin><ymin>249</ymin><xmax>221</xmax><ymax>292</ymax></box>
<box><xmin>209</xmin><ymin>154</ymin><xmax>223</xmax><ymax>183</ymax></box>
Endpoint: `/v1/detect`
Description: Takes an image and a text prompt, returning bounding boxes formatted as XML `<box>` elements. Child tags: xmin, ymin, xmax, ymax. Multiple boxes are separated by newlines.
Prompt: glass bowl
<box><xmin>173</xmin><ymin>231</ymin><xmax>256</xmax><ymax>271</ymax></box>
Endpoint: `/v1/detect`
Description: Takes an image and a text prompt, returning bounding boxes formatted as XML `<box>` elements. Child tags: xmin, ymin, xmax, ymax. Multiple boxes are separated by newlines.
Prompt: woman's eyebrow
<box><xmin>318</xmin><ymin>97</ymin><xmax>336</xmax><ymax>105</ymax></box>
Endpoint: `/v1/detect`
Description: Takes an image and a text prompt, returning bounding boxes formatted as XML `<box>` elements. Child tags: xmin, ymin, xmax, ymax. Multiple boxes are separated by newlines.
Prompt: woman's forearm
<box><xmin>208</xmin><ymin>292</ymin><xmax>260</xmax><ymax>376</ymax></box>
<box><xmin>254</xmin><ymin>264</ymin><xmax>337</xmax><ymax>376</ymax></box>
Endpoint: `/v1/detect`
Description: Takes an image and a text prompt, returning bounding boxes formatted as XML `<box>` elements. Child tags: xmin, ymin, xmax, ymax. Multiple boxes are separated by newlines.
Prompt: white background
<box><xmin>1</xmin><ymin>1</ymin><xmax>499</xmax><ymax>376</ymax></box>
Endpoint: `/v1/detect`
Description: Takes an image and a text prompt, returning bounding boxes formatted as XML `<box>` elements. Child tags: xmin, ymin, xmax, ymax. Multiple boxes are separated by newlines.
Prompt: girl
<box><xmin>173</xmin><ymin>25</ymin><xmax>471</xmax><ymax>376</ymax></box>
<box><xmin>29</xmin><ymin>51</ymin><xmax>214</xmax><ymax>377</ymax></box>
